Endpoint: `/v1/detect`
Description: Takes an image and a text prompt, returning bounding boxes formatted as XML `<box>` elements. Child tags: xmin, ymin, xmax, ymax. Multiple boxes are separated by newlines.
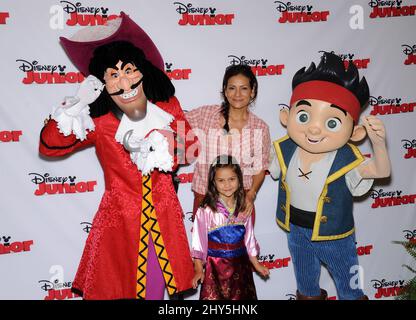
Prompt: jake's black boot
<box><xmin>296</xmin><ymin>289</ymin><xmax>328</xmax><ymax>300</ymax></box>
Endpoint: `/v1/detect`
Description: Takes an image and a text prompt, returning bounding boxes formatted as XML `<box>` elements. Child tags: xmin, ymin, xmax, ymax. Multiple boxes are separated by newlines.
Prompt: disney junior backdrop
<box><xmin>1</xmin><ymin>0</ymin><xmax>416</xmax><ymax>300</ymax></box>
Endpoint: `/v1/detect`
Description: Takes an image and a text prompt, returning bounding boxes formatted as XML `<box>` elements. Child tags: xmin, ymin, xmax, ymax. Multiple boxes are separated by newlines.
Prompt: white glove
<box><xmin>51</xmin><ymin>75</ymin><xmax>104</xmax><ymax>140</ymax></box>
<box><xmin>63</xmin><ymin>75</ymin><xmax>104</xmax><ymax>116</ymax></box>
<box><xmin>128</xmin><ymin>130</ymin><xmax>173</xmax><ymax>175</ymax></box>
<box><xmin>77</xmin><ymin>75</ymin><xmax>105</xmax><ymax>105</ymax></box>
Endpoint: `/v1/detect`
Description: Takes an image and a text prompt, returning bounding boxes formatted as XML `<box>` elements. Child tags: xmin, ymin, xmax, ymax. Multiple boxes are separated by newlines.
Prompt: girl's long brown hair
<box><xmin>200</xmin><ymin>155</ymin><xmax>246</xmax><ymax>216</ymax></box>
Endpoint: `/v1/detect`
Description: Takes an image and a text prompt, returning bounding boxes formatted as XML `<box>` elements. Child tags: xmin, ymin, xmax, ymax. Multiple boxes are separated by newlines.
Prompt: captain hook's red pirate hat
<box><xmin>59</xmin><ymin>11</ymin><xmax>164</xmax><ymax>75</ymax></box>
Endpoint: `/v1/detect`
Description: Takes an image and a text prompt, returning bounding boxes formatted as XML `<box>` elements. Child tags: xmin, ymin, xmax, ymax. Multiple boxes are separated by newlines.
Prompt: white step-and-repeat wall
<box><xmin>1</xmin><ymin>0</ymin><xmax>415</xmax><ymax>300</ymax></box>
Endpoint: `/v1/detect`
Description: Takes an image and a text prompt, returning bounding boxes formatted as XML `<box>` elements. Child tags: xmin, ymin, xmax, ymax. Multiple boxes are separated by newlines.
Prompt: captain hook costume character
<box><xmin>269</xmin><ymin>52</ymin><xmax>391</xmax><ymax>300</ymax></box>
<box><xmin>39</xmin><ymin>12</ymin><xmax>199</xmax><ymax>300</ymax></box>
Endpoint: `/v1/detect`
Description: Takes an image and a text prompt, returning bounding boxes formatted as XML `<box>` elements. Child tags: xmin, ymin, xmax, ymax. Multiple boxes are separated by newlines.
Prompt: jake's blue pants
<box><xmin>287</xmin><ymin>223</ymin><xmax>365</xmax><ymax>300</ymax></box>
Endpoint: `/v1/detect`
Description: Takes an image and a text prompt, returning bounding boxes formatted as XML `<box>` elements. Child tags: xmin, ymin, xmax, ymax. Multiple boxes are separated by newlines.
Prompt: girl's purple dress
<box><xmin>191</xmin><ymin>201</ymin><xmax>260</xmax><ymax>300</ymax></box>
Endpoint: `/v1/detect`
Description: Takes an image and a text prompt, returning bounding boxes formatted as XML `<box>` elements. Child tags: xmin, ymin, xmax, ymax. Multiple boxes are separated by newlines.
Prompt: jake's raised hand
<box><xmin>361</xmin><ymin>115</ymin><xmax>386</xmax><ymax>147</ymax></box>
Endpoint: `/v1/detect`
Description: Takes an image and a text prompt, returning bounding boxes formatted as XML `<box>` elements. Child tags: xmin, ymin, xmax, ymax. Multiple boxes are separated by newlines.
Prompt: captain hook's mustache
<box><xmin>108</xmin><ymin>77</ymin><xmax>144</xmax><ymax>96</ymax></box>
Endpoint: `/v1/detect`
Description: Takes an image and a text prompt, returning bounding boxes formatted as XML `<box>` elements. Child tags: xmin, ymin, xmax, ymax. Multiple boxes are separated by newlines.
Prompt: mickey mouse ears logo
<box><xmin>1</xmin><ymin>236</ymin><xmax>11</xmax><ymax>245</ymax></box>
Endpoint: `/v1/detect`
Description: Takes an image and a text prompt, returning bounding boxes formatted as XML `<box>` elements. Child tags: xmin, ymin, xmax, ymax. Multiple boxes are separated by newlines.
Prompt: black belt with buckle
<box><xmin>289</xmin><ymin>205</ymin><xmax>316</xmax><ymax>229</ymax></box>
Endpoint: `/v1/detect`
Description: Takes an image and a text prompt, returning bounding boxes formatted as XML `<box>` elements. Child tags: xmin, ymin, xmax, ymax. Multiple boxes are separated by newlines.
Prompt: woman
<box><xmin>186</xmin><ymin>64</ymin><xmax>271</xmax><ymax>220</ymax></box>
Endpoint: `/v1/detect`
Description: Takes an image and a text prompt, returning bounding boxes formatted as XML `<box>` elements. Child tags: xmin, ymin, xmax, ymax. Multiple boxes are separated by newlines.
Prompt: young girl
<box><xmin>191</xmin><ymin>155</ymin><xmax>270</xmax><ymax>300</ymax></box>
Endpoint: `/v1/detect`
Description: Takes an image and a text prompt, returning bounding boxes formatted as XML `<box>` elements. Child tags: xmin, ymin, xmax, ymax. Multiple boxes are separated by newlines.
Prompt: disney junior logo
<box><xmin>39</xmin><ymin>279</ymin><xmax>72</xmax><ymax>292</ymax></box>
<box><xmin>371</xmin><ymin>278</ymin><xmax>405</xmax><ymax>299</ymax></box>
<box><xmin>29</xmin><ymin>172</ymin><xmax>76</xmax><ymax>185</ymax></box>
<box><xmin>16</xmin><ymin>59</ymin><xmax>84</xmax><ymax>84</ymax></box>
<box><xmin>60</xmin><ymin>1</ymin><xmax>119</xmax><ymax>26</ymax></box>
<box><xmin>258</xmin><ymin>253</ymin><xmax>291</xmax><ymax>270</ymax></box>
<box><xmin>369</xmin><ymin>96</ymin><xmax>401</xmax><ymax>107</ymax></box>
<box><xmin>402</xmin><ymin>44</ymin><xmax>416</xmax><ymax>65</ymax></box>
<box><xmin>402</xmin><ymin>44</ymin><xmax>416</xmax><ymax>55</ymax></box>
<box><xmin>336</xmin><ymin>52</ymin><xmax>371</xmax><ymax>69</ymax></box>
<box><xmin>369</xmin><ymin>95</ymin><xmax>416</xmax><ymax>116</ymax></box>
<box><xmin>370</xmin><ymin>188</ymin><xmax>416</xmax><ymax>208</ymax></box>
<box><xmin>356</xmin><ymin>243</ymin><xmax>374</xmax><ymax>256</ymax></box>
<box><xmin>369</xmin><ymin>0</ymin><xmax>416</xmax><ymax>19</ymax></box>
<box><xmin>228</xmin><ymin>55</ymin><xmax>285</xmax><ymax>76</ymax></box>
<box><xmin>16</xmin><ymin>59</ymin><xmax>64</xmax><ymax>74</ymax></box>
<box><xmin>176</xmin><ymin>172</ymin><xmax>194</xmax><ymax>184</ymax></box>
<box><xmin>80</xmin><ymin>222</ymin><xmax>92</xmax><ymax>234</ymax></box>
<box><xmin>368</xmin><ymin>0</ymin><xmax>403</xmax><ymax>8</ymax></box>
<box><xmin>401</xmin><ymin>139</ymin><xmax>416</xmax><ymax>159</ymax></box>
<box><xmin>403</xmin><ymin>229</ymin><xmax>416</xmax><ymax>240</ymax></box>
<box><xmin>274</xmin><ymin>1</ymin><xmax>330</xmax><ymax>23</ymax></box>
<box><xmin>0</xmin><ymin>236</ymin><xmax>34</xmax><ymax>255</ymax></box>
<box><xmin>39</xmin><ymin>265</ymin><xmax>81</xmax><ymax>300</ymax></box>
<box><xmin>0</xmin><ymin>130</ymin><xmax>22</xmax><ymax>143</ymax></box>
<box><xmin>165</xmin><ymin>62</ymin><xmax>192</xmax><ymax>80</ymax></box>
<box><xmin>29</xmin><ymin>172</ymin><xmax>97</xmax><ymax>196</ymax></box>
<box><xmin>174</xmin><ymin>2</ymin><xmax>235</xmax><ymax>26</ymax></box>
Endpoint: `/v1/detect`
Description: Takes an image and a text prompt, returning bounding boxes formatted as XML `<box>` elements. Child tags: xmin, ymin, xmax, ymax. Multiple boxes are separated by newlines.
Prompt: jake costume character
<box><xmin>39</xmin><ymin>12</ymin><xmax>199</xmax><ymax>300</ymax></box>
<box><xmin>269</xmin><ymin>52</ymin><xmax>391</xmax><ymax>300</ymax></box>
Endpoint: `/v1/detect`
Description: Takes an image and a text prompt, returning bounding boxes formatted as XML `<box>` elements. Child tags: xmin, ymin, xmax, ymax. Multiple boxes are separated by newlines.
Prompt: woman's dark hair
<box><xmin>87</xmin><ymin>40</ymin><xmax>175</xmax><ymax>118</ymax></box>
<box><xmin>200</xmin><ymin>155</ymin><xmax>246</xmax><ymax>216</ymax></box>
<box><xmin>221</xmin><ymin>64</ymin><xmax>258</xmax><ymax>132</ymax></box>
<box><xmin>292</xmin><ymin>51</ymin><xmax>369</xmax><ymax>108</ymax></box>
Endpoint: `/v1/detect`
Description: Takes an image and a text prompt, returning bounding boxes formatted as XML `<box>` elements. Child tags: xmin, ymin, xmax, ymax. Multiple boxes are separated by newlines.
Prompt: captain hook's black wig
<box><xmin>87</xmin><ymin>41</ymin><xmax>175</xmax><ymax>118</ymax></box>
<box><xmin>292</xmin><ymin>51</ymin><xmax>369</xmax><ymax>108</ymax></box>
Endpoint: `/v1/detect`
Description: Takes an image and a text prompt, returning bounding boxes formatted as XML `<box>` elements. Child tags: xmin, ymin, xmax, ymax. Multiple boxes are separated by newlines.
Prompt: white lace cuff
<box><xmin>51</xmin><ymin>96</ymin><xmax>95</xmax><ymax>141</ymax></box>
<box><xmin>128</xmin><ymin>130</ymin><xmax>174</xmax><ymax>175</ymax></box>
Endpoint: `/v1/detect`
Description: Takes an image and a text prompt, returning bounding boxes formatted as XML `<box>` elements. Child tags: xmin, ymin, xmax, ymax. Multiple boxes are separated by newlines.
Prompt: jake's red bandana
<box><xmin>290</xmin><ymin>80</ymin><xmax>360</xmax><ymax>123</ymax></box>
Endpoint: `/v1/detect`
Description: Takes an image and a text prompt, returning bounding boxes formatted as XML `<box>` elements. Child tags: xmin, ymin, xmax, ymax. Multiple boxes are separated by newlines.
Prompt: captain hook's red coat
<box><xmin>39</xmin><ymin>96</ymin><xmax>198</xmax><ymax>299</ymax></box>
